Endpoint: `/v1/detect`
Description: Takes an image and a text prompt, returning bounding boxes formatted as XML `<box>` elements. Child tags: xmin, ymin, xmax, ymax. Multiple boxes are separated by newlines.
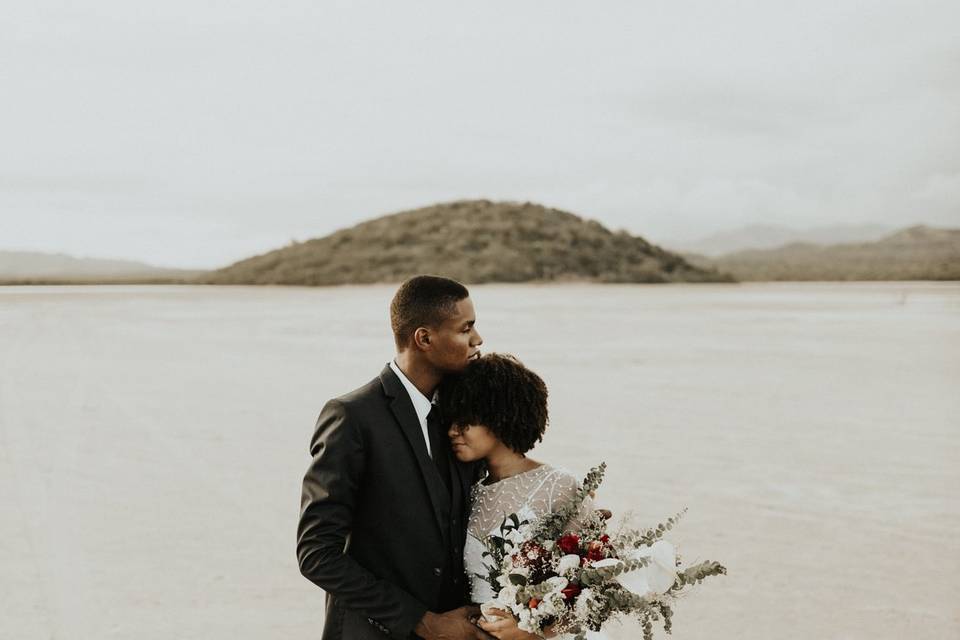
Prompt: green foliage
<box><xmin>672</xmin><ymin>560</ymin><xmax>728</xmax><ymax>590</ymax></box>
<box><xmin>474</xmin><ymin>512</ymin><xmax>531</xmax><ymax>594</ymax></box>
<box><xmin>204</xmin><ymin>200</ymin><xmax>734</xmax><ymax>285</ymax></box>
<box><xmin>617</xmin><ymin>509</ymin><xmax>687</xmax><ymax>549</ymax></box>
<box><xmin>580</xmin><ymin>556</ymin><xmax>651</xmax><ymax>587</ymax></box>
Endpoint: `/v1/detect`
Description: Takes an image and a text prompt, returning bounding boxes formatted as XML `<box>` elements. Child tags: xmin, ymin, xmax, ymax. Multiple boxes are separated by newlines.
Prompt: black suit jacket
<box><xmin>298</xmin><ymin>364</ymin><xmax>477</xmax><ymax>639</ymax></box>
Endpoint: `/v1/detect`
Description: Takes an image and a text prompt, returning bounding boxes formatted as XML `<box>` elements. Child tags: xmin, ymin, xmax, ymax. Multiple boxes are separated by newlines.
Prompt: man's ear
<box><xmin>413</xmin><ymin>327</ymin><xmax>431</xmax><ymax>350</ymax></box>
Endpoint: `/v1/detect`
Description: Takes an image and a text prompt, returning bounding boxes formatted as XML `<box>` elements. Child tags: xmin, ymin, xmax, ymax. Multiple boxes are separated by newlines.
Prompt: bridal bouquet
<box><xmin>474</xmin><ymin>463</ymin><xmax>725</xmax><ymax>640</ymax></box>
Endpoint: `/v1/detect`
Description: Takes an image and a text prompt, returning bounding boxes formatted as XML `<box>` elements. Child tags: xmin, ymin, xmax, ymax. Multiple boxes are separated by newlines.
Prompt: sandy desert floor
<box><xmin>1</xmin><ymin>282</ymin><xmax>957</xmax><ymax>639</ymax></box>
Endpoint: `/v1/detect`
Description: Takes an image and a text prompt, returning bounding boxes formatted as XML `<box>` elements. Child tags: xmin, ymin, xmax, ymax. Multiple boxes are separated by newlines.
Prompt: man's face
<box><xmin>424</xmin><ymin>297</ymin><xmax>482</xmax><ymax>373</ymax></box>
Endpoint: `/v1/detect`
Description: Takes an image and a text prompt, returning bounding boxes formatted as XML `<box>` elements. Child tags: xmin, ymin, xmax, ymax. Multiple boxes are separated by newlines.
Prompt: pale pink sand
<box><xmin>1</xmin><ymin>282</ymin><xmax>957</xmax><ymax>639</ymax></box>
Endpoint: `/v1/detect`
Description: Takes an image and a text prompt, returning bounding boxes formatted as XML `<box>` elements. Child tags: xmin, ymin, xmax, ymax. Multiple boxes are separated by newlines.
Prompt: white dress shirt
<box><xmin>389</xmin><ymin>359</ymin><xmax>437</xmax><ymax>458</ymax></box>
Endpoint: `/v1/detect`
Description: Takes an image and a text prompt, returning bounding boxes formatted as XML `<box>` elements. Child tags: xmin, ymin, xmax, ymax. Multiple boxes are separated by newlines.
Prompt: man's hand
<box><xmin>415</xmin><ymin>606</ymin><xmax>495</xmax><ymax>640</ymax></box>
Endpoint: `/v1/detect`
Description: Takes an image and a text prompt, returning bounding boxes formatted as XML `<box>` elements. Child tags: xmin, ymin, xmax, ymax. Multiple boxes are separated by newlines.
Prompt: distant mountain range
<box><xmin>685</xmin><ymin>225</ymin><xmax>960</xmax><ymax>281</ymax></box>
<box><xmin>4</xmin><ymin>208</ymin><xmax>957</xmax><ymax>285</ymax></box>
<box><xmin>672</xmin><ymin>223</ymin><xmax>893</xmax><ymax>256</ymax></box>
<box><xmin>206</xmin><ymin>200</ymin><xmax>731</xmax><ymax>285</ymax></box>
<box><xmin>0</xmin><ymin>251</ymin><xmax>200</xmax><ymax>283</ymax></box>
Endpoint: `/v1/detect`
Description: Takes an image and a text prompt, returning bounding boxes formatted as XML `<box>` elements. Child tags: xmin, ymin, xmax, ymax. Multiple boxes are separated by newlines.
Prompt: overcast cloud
<box><xmin>2</xmin><ymin>0</ymin><xmax>958</xmax><ymax>268</ymax></box>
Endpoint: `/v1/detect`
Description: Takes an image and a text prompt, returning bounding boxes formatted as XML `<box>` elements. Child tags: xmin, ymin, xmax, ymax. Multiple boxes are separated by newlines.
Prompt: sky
<box><xmin>2</xmin><ymin>0</ymin><xmax>958</xmax><ymax>269</ymax></box>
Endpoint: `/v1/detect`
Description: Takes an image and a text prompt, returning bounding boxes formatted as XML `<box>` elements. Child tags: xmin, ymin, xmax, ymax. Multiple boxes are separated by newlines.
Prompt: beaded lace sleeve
<box><xmin>468</xmin><ymin>465</ymin><xmax>593</xmax><ymax>538</ymax></box>
<box><xmin>544</xmin><ymin>468</ymin><xmax>596</xmax><ymax>533</ymax></box>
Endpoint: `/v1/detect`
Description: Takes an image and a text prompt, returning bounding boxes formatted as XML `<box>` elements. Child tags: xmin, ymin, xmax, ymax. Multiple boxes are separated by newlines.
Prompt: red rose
<box><xmin>561</xmin><ymin>583</ymin><xmax>582</xmax><ymax>601</ymax></box>
<box><xmin>557</xmin><ymin>534</ymin><xmax>581</xmax><ymax>555</ymax></box>
<box><xmin>586</xmin><ymin>540</ymin><xmax>606</xmax><ymax>561</ymax></box>
<box><xmin>519</xmin><ymin>540</ymin><xmax>545</xmax><ymax>561</ymax></box>
<box><xmin>528</xmin><ymin>598</ymin><xmax>540</xmax><ymax>609</ymax></box>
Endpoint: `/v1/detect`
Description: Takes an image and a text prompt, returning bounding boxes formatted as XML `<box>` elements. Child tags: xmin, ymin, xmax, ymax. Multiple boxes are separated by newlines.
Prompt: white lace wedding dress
<box><xmin>463</xmin><ymin>464</ymin><xmax>609</xmax><ymax>639</ymax></box>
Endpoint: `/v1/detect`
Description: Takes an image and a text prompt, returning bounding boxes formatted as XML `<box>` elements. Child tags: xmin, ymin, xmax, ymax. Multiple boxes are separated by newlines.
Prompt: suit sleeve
<box><xmin>297</xmin><ymin>399</ymin><xmax>428</xmax><ymax>638</ymax></box>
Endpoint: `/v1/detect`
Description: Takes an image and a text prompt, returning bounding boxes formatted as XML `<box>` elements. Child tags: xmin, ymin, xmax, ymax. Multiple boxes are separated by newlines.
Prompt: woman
<box><xmin>439</xmin><ymin>353</ymin><xmax>605</xmax><ymax>640</ymax></box>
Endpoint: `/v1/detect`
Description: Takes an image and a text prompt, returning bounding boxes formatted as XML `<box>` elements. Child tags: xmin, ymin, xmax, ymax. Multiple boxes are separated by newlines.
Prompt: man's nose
<box><xmin>472</xmin><ymin>330</ymin><xmax>483</xmax><ymax>346</ymax></box>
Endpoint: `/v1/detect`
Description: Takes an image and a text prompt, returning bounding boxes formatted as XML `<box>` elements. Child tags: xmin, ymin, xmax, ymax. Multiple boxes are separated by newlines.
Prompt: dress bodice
<box><xmin>464</xmin><ymin>464</ymin><xmax>583</xmax><ymax>603</ymax></box>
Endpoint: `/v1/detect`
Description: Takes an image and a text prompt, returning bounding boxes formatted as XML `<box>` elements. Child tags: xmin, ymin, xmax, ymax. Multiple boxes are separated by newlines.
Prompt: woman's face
<box><xmin>447</xmin><ymin>423</ymin><xmax>499</xmax><ymax>462</ymax></box>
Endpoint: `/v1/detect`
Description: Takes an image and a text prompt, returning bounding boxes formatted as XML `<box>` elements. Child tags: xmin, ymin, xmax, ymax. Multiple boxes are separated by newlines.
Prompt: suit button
<box><xmin>433</xmin><ymin>567</ymin><xmax>442</xmax><ymax>576</ymax></box>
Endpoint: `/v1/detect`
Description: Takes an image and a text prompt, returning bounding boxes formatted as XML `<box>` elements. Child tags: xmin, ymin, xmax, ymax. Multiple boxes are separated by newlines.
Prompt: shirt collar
<box><xmin>389</xmin><ymin>359</ymin><xmax>435</xmax><ymax>424</ymax></box>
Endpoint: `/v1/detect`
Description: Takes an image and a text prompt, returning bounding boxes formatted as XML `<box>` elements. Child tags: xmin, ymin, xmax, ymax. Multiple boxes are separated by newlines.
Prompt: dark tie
<box><xmin>426</xmin><ymin>404</ymin><xmax>451</xmax><ymax>492</ymax></box>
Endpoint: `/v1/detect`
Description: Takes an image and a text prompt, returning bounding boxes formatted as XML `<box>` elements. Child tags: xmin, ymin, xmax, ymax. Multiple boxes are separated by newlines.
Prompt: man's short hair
<box><xmin>390</xmin><ymin>275</ymin><xmax>470</xmax><ymax>350</ymax></box>
<box><xmin>438</xmin><ymin>353</ymin><xmax>548</xmax><ymax>454</ymax></box>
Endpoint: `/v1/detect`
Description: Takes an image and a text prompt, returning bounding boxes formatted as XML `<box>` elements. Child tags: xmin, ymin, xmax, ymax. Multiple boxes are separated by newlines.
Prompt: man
<box><xmin>297</xmin><ymin>275</ymin><xmax>493</xmax><ymax>639</ymax></box>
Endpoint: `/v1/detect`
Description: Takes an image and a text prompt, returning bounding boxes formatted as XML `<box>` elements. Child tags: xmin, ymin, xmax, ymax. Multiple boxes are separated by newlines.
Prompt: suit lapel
<box><xmin>380</xmin><ymin>365</ymin><xmax>451</xmax><ymax>539</ymax></box>
<box><xmin>451</xmin><ymin>459</ymin><xmax>470</xmax><ymax>509</ymax></box>
<box><xmin>450</xmin><ymin>458</ymin><xmax>470</xmax><ymax>539</ymax></box>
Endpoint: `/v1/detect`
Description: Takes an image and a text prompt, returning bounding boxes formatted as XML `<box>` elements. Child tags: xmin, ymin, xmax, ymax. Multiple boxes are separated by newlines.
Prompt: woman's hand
<box><xmin>477</xmin><ymin>608</ymin><xmax>555</xmax><ymax>639</ymax></box>
<box><xmin>588</xmin><ymin>489</ymin><xmax>612</xmax><ymax>521</ymax></box>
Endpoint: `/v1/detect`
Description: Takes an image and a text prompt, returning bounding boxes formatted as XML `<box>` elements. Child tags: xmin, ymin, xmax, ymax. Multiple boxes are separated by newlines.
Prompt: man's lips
<box><xmin>468</xmin><ymin>351</ymin><xmax>481</xmax><ymax>360</ymax></box>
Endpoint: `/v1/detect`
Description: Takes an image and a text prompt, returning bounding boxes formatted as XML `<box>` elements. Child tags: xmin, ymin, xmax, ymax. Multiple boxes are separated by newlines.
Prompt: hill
<box><xmin>206</xmin><ymin>200</ymin><xmax>733</xmax><ymax>285</ymax></box>
<box><xmin>688</xmin><ymin>225</ymin><xmax>960</xmax><ymax>281</ymax></box>
<box><xmin>673</xmin><ymin>223</ymin><xmax>891</xmax><ymax>256</ymax></box>
<box><xmin>0</xmin><ymin>251</ymin><xmax>202</xmax><ymax>284</ymax></box>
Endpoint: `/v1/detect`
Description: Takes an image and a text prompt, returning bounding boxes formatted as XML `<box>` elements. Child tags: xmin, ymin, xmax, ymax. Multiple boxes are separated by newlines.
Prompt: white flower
<box><xmin>574</xmin><ymin>587</ymin><xmax>595</xmax><ymax>618</ymax></box>
<box><xmin>504</xmin><ymin>529</ymin><xmax>524</xmax><ymax>545</ymax></box>
<box><xmin>591</xmin><ymin>558</ymin><xmax>620</xmax><ymax>570</ymax></box>
<box><xmin>504</xmin><ymin>523</ymin><xmax>530</xmax><ymax>546</ymax></box>
<box><xmin>496</xmin><ymin>584</ymin><xmax>518</xmax><ymax>606</ymax></box>
<box><xmin>517</xmin><ymin>608</ymin><xmax>534</xmax><ymax>633</ymax></box>
<box><xmin>537</xmin><ymin>595</ymin><xmax>559</xmax><ymax>616</ymax></box>
<box><xmin>545</xmin><ymin>576</ymin><xmax>568</xmax><ymax>594</ymax></box>
<box><xmin>557</xmin><ymin>554</ymin><xmax>581</xmax><ymax>575</ymax></box>
<box><xmin>503</xmin><ymin>512</ymin><xmax>535</xmax><ymax>546</ymax></box>
<box><xmin>618</xmin><ymin>540</ymin><xmax>678</xmax><ymax>596</ymax></box>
